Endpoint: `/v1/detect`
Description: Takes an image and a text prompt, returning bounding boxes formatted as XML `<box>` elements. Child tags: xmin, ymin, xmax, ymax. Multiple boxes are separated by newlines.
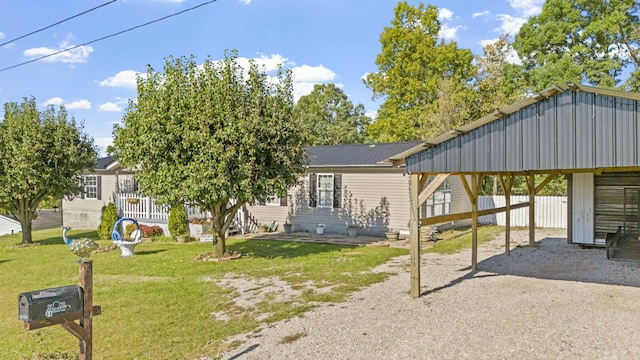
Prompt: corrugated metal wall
<box><xmin>406</xmin><ymin>90</ymin><xmax>640</xmax><ymax>173</ymax></box>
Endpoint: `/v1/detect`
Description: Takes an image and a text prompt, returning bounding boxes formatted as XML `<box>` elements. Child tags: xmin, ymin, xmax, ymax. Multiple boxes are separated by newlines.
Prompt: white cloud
<box><xmin>479</xmin><ymin>38</ymin><xmax>522</xmax><ymax>65</ymax></box>
<box><xmin>473</xmin><ymin>11</ymin><xmax>490</xmax><ymax>18</ymax></box>
<box><xmin>288</xmin><ymin>64</ymin><xmax>338</xmax><ymax>101</ymax></box>
<box><xmin>238</xmin><ymin>0</ymin><xmax>252</xmax><ymax>4</ymax></box>
<box><xmin>66</xmin><ymin>99</ymin><xmax>91</xmax><ymax>110</ymax></box>
<box><xmin>438</xmin><ymin>8</ymin><xmax>453</xmax><ymax>21</ymax></box>
<box><xmin>99</xmin><ymin>102</ymin><xmax>122</xmax><ymax>112</ymax></box>
<box><xmin>236</xmin><ymin>53</ymin><xmax>292</xmax><ymax>72</ymax></box>
<box><xmin>43</xmin><ymin>97</ymin><xmax>64</xmax><ymax>106</ymax></box>
<box><xmin>291</xmin><ymin>64</ymin><xmax>335</xmax><ymax>82</ymax></box>
<box><xmin>480</xmin><ymin>38</ymin><xmax>498</xmax><ymax>48</ymax></box>
<box><xmin>496</xmin><ymin>14</ymin><xmax>527</xmax><ymax>36</ymax></box>
<box><xmin>508</xmin><ymin>0</ymin><xmax>544</xmax><ymax>17</ymax></box>
<box><xmin>99</xmin><ymin>70</ymin><xmax>144</xmax><ymax>89</ymax></box>
<box><xmin>94</xmin><ymin>137</ymin><xmax>113</xmax><ymax>157</ymax></box>
<box><xmin>440</xmin><ymin>24</ymin><xmax>464</xmax><ymax>40</ymax></box>
<box><xmin>365</xmin><ymin>110</ymin><xmax>377</xmax><ymax>120</ymax></box>
<box><xmin>0</xmin><ymin>32</ymin><xmax>5</xmax><ymax>39</ymax></box>
<box><xmin>23</xmin><ymin>34</ymin><xmax>93</xmax><ymax>63</ymax></box>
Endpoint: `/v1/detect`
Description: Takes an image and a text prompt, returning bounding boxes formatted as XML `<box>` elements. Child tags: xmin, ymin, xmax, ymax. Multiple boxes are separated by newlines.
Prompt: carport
<box><xmin>386</xmin><ymin>83</ymin><xmax>640</xmax><ymax>297</ymax></box>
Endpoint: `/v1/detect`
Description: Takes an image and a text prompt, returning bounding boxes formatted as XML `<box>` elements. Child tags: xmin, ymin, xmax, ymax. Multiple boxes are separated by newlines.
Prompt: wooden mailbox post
<box><xmin>19</xmin><ymin>261</ymin><xmax>101</xmax><ymax>360</ymax></box>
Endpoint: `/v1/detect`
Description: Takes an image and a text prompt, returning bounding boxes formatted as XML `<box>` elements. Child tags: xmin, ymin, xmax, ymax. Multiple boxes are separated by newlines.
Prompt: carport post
<box><xmin>409</xmin><ymin>173</ymin><xmax>421</xmax><ymax>298</ymax></box>
<box><xmin>527</xmin><ymin>173</ymin><xmax>536</xmax><ymax>246</ymax></box>
<box><xmin>498</xmin><ymin>175</ymin><xmax>514</xmax><ymax>256</ymax></box>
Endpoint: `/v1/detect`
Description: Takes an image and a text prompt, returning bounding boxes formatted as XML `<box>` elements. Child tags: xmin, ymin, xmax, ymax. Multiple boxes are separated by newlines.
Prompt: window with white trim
<box><xmin>265</xmin><ymin>196</ymin><xmax>281</xmax><ymax>206</ymax></box>
<box><xmin>308</xmin><ymin>173</ymin><xmax>341</xmax><ymax>209</ymax></box>
<box><xmin>79</xmin><ymin>175</ymin><xmax>100</xmax><ymax>200</ymax></box>
<box><xmin>422</xmin><ymin>178</ymin><xmax>450</xmax><ymax>217</ymax></box>
<box><xmin>317</xmin><ymin>174</ymin><xmax>334</xmax><ymax>208</ymax></box>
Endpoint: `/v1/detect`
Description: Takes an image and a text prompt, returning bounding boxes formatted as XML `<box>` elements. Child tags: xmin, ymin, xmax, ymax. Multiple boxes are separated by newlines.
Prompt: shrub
<box><xmin>98</xmin><ymin>203</ymin><xmax>118</xmax><ymax>240</ymax></box>
<box><xmin>126</xmin><ymin>223</ymin><xmax>163</xmax><ymax>238</ymax></box>
<box><xmin>168</xmin><ymin>205</ymin><xmax>188</xmax><ymax>239</ymax></box>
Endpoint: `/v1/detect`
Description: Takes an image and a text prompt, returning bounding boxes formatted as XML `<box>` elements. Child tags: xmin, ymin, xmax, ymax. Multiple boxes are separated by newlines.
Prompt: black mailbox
<box><xmin>19</xmin><ymin>285</ymin><xmax>84</xmax><ymax>323</ymax></box>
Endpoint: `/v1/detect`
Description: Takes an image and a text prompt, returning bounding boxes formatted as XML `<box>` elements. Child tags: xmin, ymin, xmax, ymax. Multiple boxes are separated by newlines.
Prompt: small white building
<box><xmin>0</xmin><ymin>215</ymin><xmax>21</xmax><ymax>236</ymax></box>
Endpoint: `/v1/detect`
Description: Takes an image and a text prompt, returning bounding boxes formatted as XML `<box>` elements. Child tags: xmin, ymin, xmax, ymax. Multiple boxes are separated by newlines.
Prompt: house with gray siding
<box><xmin>63</xmin><ymin>143</ymin><xmax>470</xmax><ymax>237</ymax></box>
<box><xmin>62</xmin><ymin>157</ymin><xmax>135</xmax><ymax>229</ymax></box>
<box><xmin>248</xmin><ymin>142</ymin><xmax>469</xmax><ymax>236</ymax></box>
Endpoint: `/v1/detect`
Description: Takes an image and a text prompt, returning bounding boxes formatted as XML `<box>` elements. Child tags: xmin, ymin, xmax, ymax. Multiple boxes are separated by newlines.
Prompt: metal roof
<box><xmin>398</xmin><ymin>83</ymin><xmax>640</xmax><ymax>174</ymax></box>
<box><xmin>95</xmin><ymin>156</ymin><xmax>116</xmax><ymax>170</ymax></box>
<box><xmin>307</xmin><ymin>142</ymin><xmax>424</xmax><ymax>167</ymax></box>
<box><xmin>96</xmin><ymin>142</ymin><xmax>424</xmax><ymax>171</ymax></box>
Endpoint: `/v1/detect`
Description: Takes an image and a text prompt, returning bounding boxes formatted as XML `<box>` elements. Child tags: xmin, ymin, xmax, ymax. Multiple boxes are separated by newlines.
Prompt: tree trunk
<box><xmin>17</xmin><ymin>211</ymin><xmax>34</xmax><ymax>244</ymax></box>
<box><xmin>213</xmin><ymin>231</ymin><xmax>226</xmax><ymax>257</ymax></box>
<box><xmin>208</xmin><ymin>199</ymin><xmax>244</xmax><ymax>258</ymax></box>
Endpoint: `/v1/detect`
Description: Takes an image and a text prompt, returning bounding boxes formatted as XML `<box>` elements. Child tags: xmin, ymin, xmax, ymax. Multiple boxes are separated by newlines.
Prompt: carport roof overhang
<box><xmin>399</xmin><ymin>83</ymin><xmax>640</xmax><ymax>298</ymax></box>
<box><xmin>386</xmin><ymin>83</ymin><xmax>640</xmax><ymax>175</ymax></box>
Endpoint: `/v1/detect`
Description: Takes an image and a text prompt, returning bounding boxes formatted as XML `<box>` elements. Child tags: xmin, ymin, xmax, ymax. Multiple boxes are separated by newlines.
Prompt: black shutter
<box><xmin>308</xmin><ymin>173</ymin><xmax>317</xmax><ymax>207</ymax></box>
<box><xmin>280</xmin><ymin>193</ymin><xmax>288</xmax><ymax>206</ymax></box>
<box><xmin>97</xmin><ymin>176</ymin><xmax>102</xmax><ymax>200</ymax></box>
<box><xmin>333</xmin><ymin>173</ymin><xmax>342</xmax><ymax>208</ymax></box>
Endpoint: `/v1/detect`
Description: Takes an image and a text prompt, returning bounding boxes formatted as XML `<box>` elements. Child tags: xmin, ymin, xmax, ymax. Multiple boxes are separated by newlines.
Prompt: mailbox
<box><xmin>19</xmin><ymin>285</ymin><xmax>84</xmax><ymax>323</ymax></box>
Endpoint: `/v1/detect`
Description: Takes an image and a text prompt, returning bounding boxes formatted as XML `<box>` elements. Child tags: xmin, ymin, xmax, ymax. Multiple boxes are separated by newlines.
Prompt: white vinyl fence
<box><xmin>478</xmin><ymin>195</ymin><xmax>567</xmax><ymax>229</ymax></box>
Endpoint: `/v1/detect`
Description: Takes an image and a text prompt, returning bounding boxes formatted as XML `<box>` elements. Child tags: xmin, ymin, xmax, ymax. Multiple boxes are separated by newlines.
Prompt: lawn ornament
<box><xmin>111</xmin><ymin>218</ymin><xmax>142</xmax><ymax>257</ymax></box>
<box><xmin>62</xmin><ymin>226</ymin><xmax>99</xmax><ymax>260</ymax></box>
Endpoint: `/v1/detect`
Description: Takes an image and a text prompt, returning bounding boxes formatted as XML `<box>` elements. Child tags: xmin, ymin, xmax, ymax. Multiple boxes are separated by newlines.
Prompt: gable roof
<box><xmin>307</xmin><ymin>142</ymin><xmax>424</xmax><ymax>168</ymax></box>
<box><xmin>396</xmin><ymin>83</ymin><xmax>640</xmax><ymax>174</ymax></box>
<box><xmin>96</xmin><ymin>156</ymin><xmax>117</xmax><ymax>170</ymax></box>
<box><xmin>94</xmin><ymin>142</ymin><xmax>424</xmax><ymax>172</ymax></box>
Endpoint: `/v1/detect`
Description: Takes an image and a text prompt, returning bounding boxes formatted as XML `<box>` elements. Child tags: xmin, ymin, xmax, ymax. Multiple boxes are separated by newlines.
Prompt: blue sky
<box><xmin>0</xmin><ymin>0</ymin><xmax>543</xmax><ymax>156</ymax></box>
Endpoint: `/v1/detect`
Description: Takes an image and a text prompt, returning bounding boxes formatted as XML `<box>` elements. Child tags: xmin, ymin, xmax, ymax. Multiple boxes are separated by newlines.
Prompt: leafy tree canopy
<box><xmin>113</xmin><ymin>51</ymin><xmax>307</xmax><ymax>257</ymax></box>
<box><xmin>473</xmin><ymin>35</ymin><xmax>527</xmax><ymax>117</ymax></box>
<box><xmin>294</xmin><ymin>83</ymin><xmax>371</xmax><ymax>146</ymax></box>
<box><xmin>364</xmin><ymin>2</ymin><xmax>476</xmax><ymax>142</ymax></box>
<box><xmin>514</xmin><ymin>0</ymin><xmax>640</xmax><ymax>91</ymax></box>
<box><xmin>0</xmin><ymin>97</ymin><xmax>97</xmax><ymax>244</ymax></box>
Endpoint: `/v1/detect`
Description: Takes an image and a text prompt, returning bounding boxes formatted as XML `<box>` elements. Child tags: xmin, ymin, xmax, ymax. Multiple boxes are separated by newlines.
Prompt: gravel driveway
<box><xmin>217</xmin><ymin>229</ymin><xmax>640</xmax><ymax>360</ymax></box>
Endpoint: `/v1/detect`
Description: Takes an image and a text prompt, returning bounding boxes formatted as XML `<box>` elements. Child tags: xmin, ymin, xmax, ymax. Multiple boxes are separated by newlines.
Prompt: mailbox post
<box><xmin>18</xmin><ymin>261</ymin><xmax>101</xmax><ymax>360</ymax></box>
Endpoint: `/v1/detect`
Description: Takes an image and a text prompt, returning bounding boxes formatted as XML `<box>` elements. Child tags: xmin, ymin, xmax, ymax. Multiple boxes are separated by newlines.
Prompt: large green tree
<box><xmin>514</xmin><ymin>0</ymin><xmax>640</xmax><ymax>91</ymax></box>
<box><xmin>0</xmin><ymin>98</ymin><xmax>97</xmax><ymax>244</ymax></box>
<box><xmin>113</xmin><ymin>52</ymin><xmax>307</xmax><ymax>257</ymax></box>
<box><xmin>294</xmin><ymin>83</ymin><xmax>370</xmax><ymax>146</ymax></box>
<box><xmin>473</xmin><ymin>35</ymin><xmax>526</xmax><ymax>117</ymax></box>
<box><xmin>364</xmin><ymin>1</ymin><xmax>476</xmax><ymax>142</ymax></box>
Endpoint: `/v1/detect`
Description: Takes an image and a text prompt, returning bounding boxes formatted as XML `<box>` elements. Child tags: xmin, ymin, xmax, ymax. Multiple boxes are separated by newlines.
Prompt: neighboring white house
<box><xmin>0</xmin><ymin>215</ymin><xmax>21</xmax><ymax>236</ymax></box>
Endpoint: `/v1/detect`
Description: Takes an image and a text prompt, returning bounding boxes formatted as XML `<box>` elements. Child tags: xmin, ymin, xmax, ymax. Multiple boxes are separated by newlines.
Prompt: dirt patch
<box><xmin>204</xmin><ymin>273</ymin><xmax>334</xmax><ymax>322</ymax></box>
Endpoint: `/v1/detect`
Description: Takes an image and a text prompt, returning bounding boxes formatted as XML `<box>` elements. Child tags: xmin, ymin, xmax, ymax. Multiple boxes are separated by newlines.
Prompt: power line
<box><xmin>0</xmin><ymin>0</ymin><xmax>118</xmax><ymax>47</ymax></box>
<box><xmin>0</xmin><ymin>0</ymin><xmax>219</xmax><ymax>73</ymax></box>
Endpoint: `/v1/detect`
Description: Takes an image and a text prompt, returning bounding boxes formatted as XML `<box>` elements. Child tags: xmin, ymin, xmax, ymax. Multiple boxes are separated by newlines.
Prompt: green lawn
<box><xmin>426</xmin><ymin>225</ymin><xmax>504</xmax><ymax>254</ymax></box>
<box><xmin>1</xmin><ymin>229</ymin><xmax>407</xmax><ymax>360</ymax></box>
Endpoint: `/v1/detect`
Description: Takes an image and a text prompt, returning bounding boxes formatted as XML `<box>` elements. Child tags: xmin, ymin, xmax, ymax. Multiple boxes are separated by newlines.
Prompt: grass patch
<box><xmin>1</xmin><ymin>228</ymin><xmax>407</xmax><ymax>359</ymax></box>
<box><xmin>279</xmin><ymin>331</ymin><xmax>307</xmax><ymax>344</ymax></box>
<box><xmin>425</xmin><ymin>225</ymin><xmax>504</xmax><ymax>254</ymax></box>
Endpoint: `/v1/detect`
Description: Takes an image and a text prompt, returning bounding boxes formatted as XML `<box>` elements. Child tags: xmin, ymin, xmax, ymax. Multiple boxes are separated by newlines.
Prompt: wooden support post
<box><xmin>418</xmin><ymin>173</ymin><xmax>449</xmax><ymax>206</ymax></box>
<box><xmin>79</xmin><ymin>261</ymin><xmax>94</xmax><ymax>360</ymax></box>
<box><xmin>527</xmin><ymin>173</ymin><xmax>536</xmax><ymax>247</ymax></box>
<box><xmin>409</xmin><ymin>173</ymin><xmax>421</xmax><ymax>298</ymax></box>
<box><xmin>460</xmin><ymin>174</ymin><xmax>483</xmax><ymax>270</ymax></box>
<box><xmin>498</xmin><ymin>174</ymin><xmax>514</xmax><ymax>256</ymax></box>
